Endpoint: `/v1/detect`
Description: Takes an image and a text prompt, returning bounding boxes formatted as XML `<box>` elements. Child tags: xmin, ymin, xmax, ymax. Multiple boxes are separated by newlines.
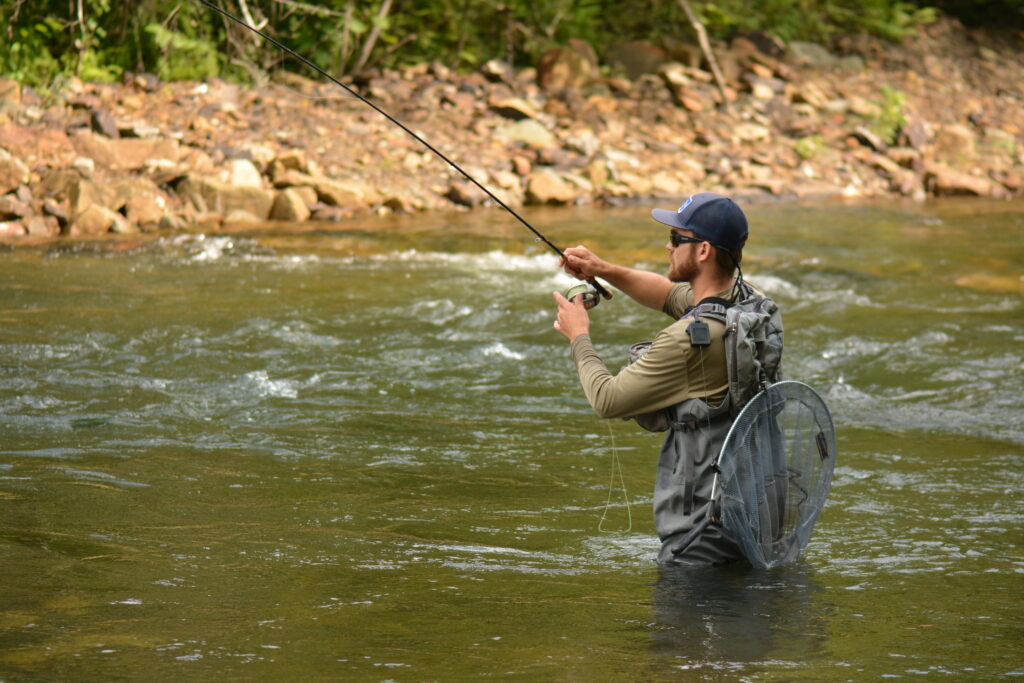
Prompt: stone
<box><xmin>849</xmin><ymin>126</ymin><xmax>888</xmax><ymax>152</ymax></box>
<box><xmin>537</xmin><ymin>39</ymin><xmax>598</xmax><ymax>91</ymax></box>
<box><xmin>925</xmin><ymin>164</ymin><xmax>1002</xmax><ymax>197</ymax></box>
<box><xmin>71</xmin><ymin>131</ymin><xmax>181</xmax><ymax>171</ymax></box>
<box><xmin>481</xmin><ymin>59</ymin><xmax>514</xmax><ymax>84</ymax></box>
<box><xmin>72</xmin><ymin>156</ymin><xmax>96</xmax><ymax>178</ymax></box>
<box><xmin>177</xmin><ymin>173</ymin><xmax>275</xmax><ymax>219</ymax></box>
<box><xmin>71</xmin><ymin>205</ymin><xmax>120</xmax><ymax>235</ymax></box>
<box><xmin>525</xmin><ymin>170</ymin><xmax>578</xmax><ymax>204</ymax></box>
<box><xmin>270</xmin><ymin>188</ymin><xmax>311</xmax><ymax>221</ymax></box>
<box><xmin>934</xmin><ymin>124</ymin><xmax>976</xmax><ymax>163</ymax></box>
<box><xmin>607</xmin><ymin>41</ymin><xmax>669</xmax><ymax>79</ymax></box>
<box><xmin>25</xmin><ymin>215</ymin><xmax>60</xmax><ymax>237</ymax></box>
<box><xmin>43</xmin><ymin>198</ymin><xmax>71</xmax><ymax>229</ymax></box>
<box><xmin>494</xmin><ymin>119</ymin><xmax>557</xmax><ymax>150</ymax></box>
<box><xmin>159</xmin><ymin>214</ymin><xmax>188</xmax><ymax>232</ymax></box>
<box><xmin>489</xmin><ymin>96</ymin><xmax>537</xmax><ymax>120</ymax></box>
<box><xmin>0</xmin><ymin>148</ymin><xmax>30</xmax><ymax>194</ymax></box>
<box><xmin>223</xmin><ymin>209</ymin><xmax>261</xmax><ymax>225</ymax></box>
<box><xmin>446</xmin><ymin>180</ymin><xmax>488</xmax><ymax>207</ymax></box>
<box><xmin>226</xmin><ymin>158</ymin><xmax>264</xmax><ymax>188</ymax></box>
<box><xmin>124</xmin><ymin>191</ymin><xmax>166</xmax><ymax>227</ymax></box>
<box><xmin>314</xmin><ymin>178</ymin><xmax>380</xmax><ymax>209</ymax></box>
<box><xmin>0</xmin><ymin>79</ymin><xmax>21</xmax><ymax>111</ymax></box>
<box><xmin>786</xmin><ymin>42</ymin><xmax>837</xmax><ymax>68</ymax></box>
<box><xmin>0</xmin><ymin>221</ymin><xmax>25</xmax><ymax>237</ymax></box>
<box><xmin>90</xmin><ymin>107</ymin><xmax>120</xmax><ymax>138</ymax></box>
<box><xmin>734</xmin><ymin>123</ymin><xmax>771</xmax><ymax>142</ymax></box>
<box><xmin>0</xmin><ymin>194</ymin><xmax>30</xmax><ymax>219</ymax></box>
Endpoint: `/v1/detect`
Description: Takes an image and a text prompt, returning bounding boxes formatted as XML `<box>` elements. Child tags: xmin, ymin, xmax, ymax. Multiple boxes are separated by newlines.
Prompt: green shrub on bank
<box><xmin>0</xmin><ymin>0</ymin><xmax>1007</xmax><ymax>88</ymax></box>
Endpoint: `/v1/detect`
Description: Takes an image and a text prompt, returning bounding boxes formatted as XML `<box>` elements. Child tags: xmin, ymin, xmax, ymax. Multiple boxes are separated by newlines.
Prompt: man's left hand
<box><xmin>552</xmin><ymin>291</ymin><xmax>590</xmax><ymax>342</ymax></box>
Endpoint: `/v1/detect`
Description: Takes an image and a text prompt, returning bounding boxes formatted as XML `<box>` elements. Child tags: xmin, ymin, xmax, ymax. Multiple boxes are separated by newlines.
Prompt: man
<box><xmin>552</xmin><ymin>192</ymin><xmax>774</xmax><ymax>566</ymax></box>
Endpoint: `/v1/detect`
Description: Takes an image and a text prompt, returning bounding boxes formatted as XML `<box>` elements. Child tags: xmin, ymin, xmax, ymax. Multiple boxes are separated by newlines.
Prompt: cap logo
<box><xmin>677</xmin><ymin>196</ymin><xmax>694</xmax><ymax>213</ymax></box>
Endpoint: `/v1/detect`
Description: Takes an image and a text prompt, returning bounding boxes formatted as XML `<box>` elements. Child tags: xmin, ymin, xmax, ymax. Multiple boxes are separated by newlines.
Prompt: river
<box><xmin>1</xmin><ymin>199</ymin><xmax>1021</xmax><ymax>679</ymax></box>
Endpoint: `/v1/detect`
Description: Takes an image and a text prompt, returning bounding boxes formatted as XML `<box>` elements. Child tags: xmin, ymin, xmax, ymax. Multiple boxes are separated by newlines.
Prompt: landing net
<box><xmin>715</xmin><ymin>381</ymin><xmax>836</xmax><ymax>569</ymax></box>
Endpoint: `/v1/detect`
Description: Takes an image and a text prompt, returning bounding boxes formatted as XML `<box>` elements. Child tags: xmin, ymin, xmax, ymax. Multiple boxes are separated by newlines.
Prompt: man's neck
<box><xmin>690</xmin><ymin>271</ymin><xmax>736</xmax><ymax>303</ymax></box>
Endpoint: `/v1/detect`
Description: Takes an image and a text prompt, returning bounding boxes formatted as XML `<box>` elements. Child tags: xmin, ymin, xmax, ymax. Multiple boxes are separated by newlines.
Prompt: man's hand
<box><xmin>552</xmin><ymin>291</ymin><xmax>590</xmax><ymax>342</ymax></box>
<box><xmin>561</xmin><ymin>246</ymin><xmax>609</xmax><ymax>282</ymax></box>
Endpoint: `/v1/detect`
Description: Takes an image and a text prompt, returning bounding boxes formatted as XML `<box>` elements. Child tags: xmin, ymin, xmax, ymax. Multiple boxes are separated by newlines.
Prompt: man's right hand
<box><xmin>561</xmin><ymin>246</ymin><xmax>609</xmax><ymax>282</ymax></box>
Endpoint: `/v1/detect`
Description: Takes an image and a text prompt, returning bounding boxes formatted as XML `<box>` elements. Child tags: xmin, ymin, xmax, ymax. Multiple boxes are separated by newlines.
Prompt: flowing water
<box><xmin>1</xmin><ymin>199</ymin><xmax>1021</xmax><ymax>680</ymax></box>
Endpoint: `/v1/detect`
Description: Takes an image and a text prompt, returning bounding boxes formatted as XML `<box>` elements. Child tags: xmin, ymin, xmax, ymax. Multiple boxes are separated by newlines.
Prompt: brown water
<box><xmin>1</xmin><ymin>199</ymin><xmax>1021</xmax><ymax>679</ymax></box>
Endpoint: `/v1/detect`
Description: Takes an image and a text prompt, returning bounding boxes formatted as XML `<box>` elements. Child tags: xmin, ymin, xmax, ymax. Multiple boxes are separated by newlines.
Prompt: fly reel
<box><xmin>564</xmin><ymin>283</ymin><xmax>600</xmax><ymax>310</ymax></box>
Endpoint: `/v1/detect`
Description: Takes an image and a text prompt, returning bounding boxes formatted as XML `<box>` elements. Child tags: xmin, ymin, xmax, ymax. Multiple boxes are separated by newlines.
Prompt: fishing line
<box><xmin>598</xmin><ymin>419</ymin><xmax>631</xmax><ymax>533</ymax></box>
<box><xmin>198</xmin><ymin>0</ymin><xmax>611</xmax><ymax>300</ymax></box>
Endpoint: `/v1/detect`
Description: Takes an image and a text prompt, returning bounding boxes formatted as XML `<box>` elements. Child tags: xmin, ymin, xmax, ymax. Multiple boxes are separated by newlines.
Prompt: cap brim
<box><xmin>651</xmin><ymin>208</ymin><xmax>684</xmax><ymax>229</ymax></box>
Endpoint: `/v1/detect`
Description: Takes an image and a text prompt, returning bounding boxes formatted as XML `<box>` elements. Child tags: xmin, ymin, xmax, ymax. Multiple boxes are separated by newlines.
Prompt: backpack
<box><xmin>721</xmin><ymin>284</ymin><xmax>784</xmax><ymax>414</ymax></box>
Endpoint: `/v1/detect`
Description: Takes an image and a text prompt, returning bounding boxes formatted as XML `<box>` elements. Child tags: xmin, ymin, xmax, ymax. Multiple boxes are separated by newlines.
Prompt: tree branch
<box><xmin>675</xmin><ymin>0</ymin><xmax>732</xmax><ymax>112</ymax></box>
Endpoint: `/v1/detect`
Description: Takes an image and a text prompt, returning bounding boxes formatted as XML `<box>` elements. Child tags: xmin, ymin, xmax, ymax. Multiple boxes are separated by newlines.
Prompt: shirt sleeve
<box><xmin>569</xmin><ymin>328</ymin><xmax>699</xmax><ymax>420</ymax></box>
<box><xmin>663</xmin><ymin>283</ymin><xmax>695</xmax><ymax>319</ymax></box>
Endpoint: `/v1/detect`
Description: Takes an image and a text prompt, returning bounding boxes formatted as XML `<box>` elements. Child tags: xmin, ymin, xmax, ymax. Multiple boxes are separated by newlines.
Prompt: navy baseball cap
<box><xmin>651</xmin><ymin>192</ymin><xmax>748</xmax><ymax>252</ymax></box>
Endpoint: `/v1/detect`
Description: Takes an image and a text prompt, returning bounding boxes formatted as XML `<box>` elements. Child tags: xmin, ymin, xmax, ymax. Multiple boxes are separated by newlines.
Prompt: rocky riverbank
<box><xmin>0</xmin><ymin>17</ymin><xmax>1021</xmax><ymax>242</ymax></box>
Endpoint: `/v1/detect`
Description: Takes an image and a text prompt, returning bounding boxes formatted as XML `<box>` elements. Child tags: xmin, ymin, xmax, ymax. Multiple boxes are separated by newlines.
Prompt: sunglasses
<box><xmin>669</xmin><ymin>231</ymin><xmax>705</xmax><ymax>248</ymax></box>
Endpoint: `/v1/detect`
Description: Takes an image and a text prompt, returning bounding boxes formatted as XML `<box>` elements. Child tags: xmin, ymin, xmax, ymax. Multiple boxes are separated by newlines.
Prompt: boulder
<box><xmin>924</xmin><ymin>164</ymin><xmax>1003</xmax><ymax>197</ymax></box>
<box><xmin>226</xmin><ymin>158</ymin><xmax>264</xmax><ymax>188</ymax></box>
<box><xmin>525</xmin><ymin>170</ymin><xmax>578</xmax><ymax>204</ymax></box>
<box><xmin>71</xmin><ymin>205</ymin><xmax>124</xmax><ymax>236</ymax></box>
<box><xmin>934</xmin><ymin>124</ymin><xmax>976</xmax><ymax>163</ymax></box>
<box><xmin>446</xmin><ymin>180</ymin><xmax>488</xmax><ymax>207</ymax></box>
<box><xmin>177</xmin><ymin>173</ymin><xmax>275</xmax><ymax>219</ymax></box>
<box><xmin>71</xmin><ymin>131</ymin><xmax>181</xmax><ymax>171</ymax></box>
<box><xmin>489</xmin><ymin>96</ymin><xmax>538</xmax><ymax>120</ymax></box>
<box><xmin>607</xmin><ymin>41</ymin><xmax>670</xmax><ymax>79</ymax></box>
<box><xmin>90</xmin><ymin>107</ymin><xmax>120</xmax><ymax>138</ymax></box>
<box><xmin>786</xmin><ymin>42</ymin><xmax>837</xmax><ymax>68</ymax></box>
<box><xmin>494</xmin><ymin>119</ymin><xmax>557</xmax><ymax>150</ymax></box>
<box><xmin>124</xmin><ymin>190</ymin><xmax>166</xmax><ymax>227</ymax></box>
<box><xmin>314</xmin><ymin>178</ymin><xmax>381</xmax><ymax>209</ymax></box>
<box><xmin>0</xmin><ymin>221</ymin><xmax>25</xmax><ymax>237</ymax></box>
<box><xmin>0</xmin><ymin>194</ymin><xmax>30</xmax><ymax>220</ymax></box>
<box><xmin>537</xmin><ymin>39</ymin><xmax>598</xmax><ymax>91</ymax></box>
<box><xmin>270</xmin><ymin>188</ymin><xmax>311</xmax><ymax>221</ymax></box>
<box><xmin>24</xmin><ymin>215</ymin><xmax>60</xmax><ymax>237</ymax></box>
<box><xmin>0</xmin><ymin>148</ymin><xmax>29</xmax><ymax>194</ymax></box>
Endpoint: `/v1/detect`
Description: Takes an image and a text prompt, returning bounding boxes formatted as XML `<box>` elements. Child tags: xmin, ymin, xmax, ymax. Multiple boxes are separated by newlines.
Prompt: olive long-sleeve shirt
<box><xmin>569</xmin><ymin>283</ymin><xmax>732</xmax><ymax>420</ymax></box>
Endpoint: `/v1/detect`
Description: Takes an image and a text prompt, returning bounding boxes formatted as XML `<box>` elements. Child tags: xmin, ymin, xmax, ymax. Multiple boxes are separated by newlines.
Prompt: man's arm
<box><xmin>562</xmin><ymin>246</ymin><xmax>673</xmax><ymax>312</ymax></box>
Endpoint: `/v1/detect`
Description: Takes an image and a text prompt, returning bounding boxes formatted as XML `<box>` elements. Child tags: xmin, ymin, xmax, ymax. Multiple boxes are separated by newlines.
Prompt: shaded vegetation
<box><xmin>0</xmin><ymin>0</ymin><xmax>1013</xmax><ymax>87</ymax></box>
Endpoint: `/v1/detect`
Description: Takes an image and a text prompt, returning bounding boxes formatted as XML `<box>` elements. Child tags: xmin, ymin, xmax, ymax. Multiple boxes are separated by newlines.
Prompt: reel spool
<box><xmin>564</xmin><ymin>283</ymin><xmax>600</xmax><ymax>310</ymax></box>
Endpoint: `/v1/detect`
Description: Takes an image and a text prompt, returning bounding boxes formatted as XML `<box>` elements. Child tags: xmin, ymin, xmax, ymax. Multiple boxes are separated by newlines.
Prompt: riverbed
<box><xmin>1</xmin><ymin>199</ymin><xmax>1021</xmax><ymax>679</ymax></box>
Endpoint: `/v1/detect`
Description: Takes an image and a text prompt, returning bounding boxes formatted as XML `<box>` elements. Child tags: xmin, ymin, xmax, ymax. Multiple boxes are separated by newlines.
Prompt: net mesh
<box><xmin>716</xmin><ymin>381</ymin><xmax>836</xmax><ymax>569</ymax></box>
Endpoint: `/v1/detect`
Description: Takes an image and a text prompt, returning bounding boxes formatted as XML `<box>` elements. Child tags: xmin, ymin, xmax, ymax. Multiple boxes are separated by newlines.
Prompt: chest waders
<box><xmin>631</xmin><ymin>289</ymin><xmax>784</xmax><ymax>566</ymax></box>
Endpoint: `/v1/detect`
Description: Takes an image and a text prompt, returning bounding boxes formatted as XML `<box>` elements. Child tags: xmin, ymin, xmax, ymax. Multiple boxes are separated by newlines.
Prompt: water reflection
<box><xmin>650</xmin><ymin>563</ymin><xmax>826</xmax><ymax>672</ymax></box>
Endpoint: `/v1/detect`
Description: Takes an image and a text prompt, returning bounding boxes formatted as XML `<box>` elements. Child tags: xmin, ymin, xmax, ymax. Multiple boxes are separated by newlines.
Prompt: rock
<box><xmin>537</xmin><ymin>39</ymin><xmax>598</xmax><ymax>91</ymax></box>
<box><xmin>24</xmin><ymin>215</ymin><xmax>60</xmax><ymax>237</ymax></box>
<box><xmin>888</xmin><ymin>147</ymin><xmax>922</xmax><ymax>170</ymax></box>
<box><xmin>72</xmin><ymin>156</ymin><xmax>96</xmax><ymax>177</ymax></box>
<box><xmin>734</xmin><ymin>123</ymin><xmax>770</xmax><ymax>142</ymax></box>
<box><xmin>446</xmin><ymin>180</ymin><xmax>488</xmax><ymax>207</ymax></box>
<box><xmin>71</xmin><ymin>131</ymin><xmax>181</xmax><ymax>171</ymax></box>
<box><xmin>934</xmin><ymin>123</ymin><xmax>976</xmax><ymax>163</ymax></box>
<box><xmin>71</xmin><ymin>205</ymin><xmax>121</xmax><ymax>236</ymax></box>
<box><xmin>481</xmin><ymin>59</ymin><xmax>514</xmax><ymax>84</ymax></box>
<box><xmin>607</xmin><ymin>41</ymin><xmax>669</xmax><ymax>79</ymax></box>
<box><xmin>0</xmin><ymin>221</ymin><xmax>25</xmax><ymax>237</ymax></box>
<box><xmin>159</xmin><ymin>214</ymin><xmax>188</xmax><ymax>232</ymax></box>
<box><xmin>226</xmin><ymin>158</ymin><xmax>264</xmax><ymax>188</ymax></box>
<box><xmin>0</xmin><ymin>194</ymin><xmax>30</xmax><ymax>219</ymax></box>
<box><xmin>786</xmin><ymin>42</ymin><xmax>837</xmax><ymax>68</ymax></box>
<box><xmin>849</xmin><ymin>126</ymin><xmax>888</xmax><ymax>152</ymax></box>
<box><xmin>494</xmin><ymin>119</ymin><xmax>557</xmax><ymax>150</ymax></box>
<box><xmin>901</xmin><ymin>119</ymin><xmax>932</xmax><ymax>150</ymax></box>
<box><xmin>525</xmin><ymin>170</ymin><xmax>578</xmax><ymax>204</ymax></box>
<box><xmin>90</xmin><ymin>108</ymin><xmax>120</xmax><ymax>138</ymax></box>
<box><xmin>124</xmin><ymin>190</ymin><xmax>166</xmax><ymax>227</ymax></box>
<box><xmin>489</xmin><ymin>96</ymin><xmax>537</xmax><ymax>120</ymax></box>
<box><xmin>223</xmin><ymin>209</ymin><xmax>261</xmax><ymax>225</ymax></box>
<box><xmin>0</xmin><ymin>148</ymin><xmax>30</xmax><ymax>194</ymax></box>
<box><xmin>270</xmin><ymin>188</ymin><xmax>311</xmax><ymax>222</ymax></box>
<box><xmin>315</xmin><ymin>177</ymin><xmax>380</xmax><ymax>209</ymax></box>
<box><xmin>619</xmin><ymin>172</ymin><xmax>653</xmax><ymax>195</ymax></box>
<box><xmin>924</xmin><ymin>164</ymin><xmax>1002</xmax><ymax>197</ymax></box>
<box><xmin>43</xmin><ymin>198</ymin><xmax>71</xmax><ymax>229</ymax></box>
<box><xmin>177</xmin><ymin>173</ymin><xmax>275</xmax><ymax>219</ymax></box>
<box><xmin>744</xmin><ymin>74</ymin><xmax>785</xmax><ymax>99</ymax></box>
<box><xmin>69</xmin><ymin>178</ymin><xmax>112</xmax><ymax>217</ymax></box>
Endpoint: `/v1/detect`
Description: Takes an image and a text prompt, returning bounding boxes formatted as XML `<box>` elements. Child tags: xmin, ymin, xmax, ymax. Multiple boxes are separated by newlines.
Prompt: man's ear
<box><xmin>696</xmin><ymin>241</ymin><xmax>714</xmax><ymax>263</ymax></box>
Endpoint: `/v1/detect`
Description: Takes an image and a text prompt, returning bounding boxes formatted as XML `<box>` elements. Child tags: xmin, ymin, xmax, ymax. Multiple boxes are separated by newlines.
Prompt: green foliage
<box><xmin>870</xmin><ymin>85</ymin><xmax>908</xmax><ymax>144</ymax></box>
<box><xmin>0</xmin><ymin>0</ymin><xmax>1005</xmax><ymax>87</ymax></box>
<box><xmin>795</xmin><ymin>134</ymin><xmax>827</xmax><ymax>160</ymax></box>
<box><xmin>145</xmin><ymin>24</ymin><xmax>221</xmax><ymax>82</ymax></box>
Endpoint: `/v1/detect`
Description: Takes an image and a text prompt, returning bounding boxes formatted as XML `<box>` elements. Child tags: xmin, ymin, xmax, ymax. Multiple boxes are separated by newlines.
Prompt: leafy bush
<box><xmin>145</xmin><ymin>24</ymin><xmax>221</xmax><ymax>82</ymax></box>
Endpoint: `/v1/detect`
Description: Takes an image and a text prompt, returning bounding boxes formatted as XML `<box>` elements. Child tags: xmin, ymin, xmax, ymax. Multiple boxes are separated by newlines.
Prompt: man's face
<box><xmin>666</xmin><ymin>229</ymin><xmax>701</xmax><ymax>283</ymax></box>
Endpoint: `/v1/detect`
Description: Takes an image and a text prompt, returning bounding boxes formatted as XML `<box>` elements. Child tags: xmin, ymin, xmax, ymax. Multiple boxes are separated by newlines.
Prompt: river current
<box><xmin>1</xmin><ymin>199</ymin><xmax>1021</xmax><ymax>679</ymax></box>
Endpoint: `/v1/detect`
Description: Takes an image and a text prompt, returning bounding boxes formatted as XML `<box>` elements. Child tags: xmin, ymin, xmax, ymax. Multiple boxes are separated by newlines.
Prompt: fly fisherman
<box><xmin>552</xmin><ymin>193</ymin><xmax>780</xmax><ymax>566</ymax></box>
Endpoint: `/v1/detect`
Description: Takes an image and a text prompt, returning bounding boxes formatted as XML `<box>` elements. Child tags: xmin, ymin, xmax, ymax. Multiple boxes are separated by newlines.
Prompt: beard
<box><xmin>668</xmin><ymin>248</ymin><xmax>699</xmax><ymax>283</ymax></box>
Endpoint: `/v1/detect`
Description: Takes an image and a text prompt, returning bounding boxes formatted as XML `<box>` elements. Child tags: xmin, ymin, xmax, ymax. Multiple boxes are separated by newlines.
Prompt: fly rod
<box><xmin>198</xmin><ymin>0</ymin><xmax>612</xmax><ymax>302</ymax></box>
